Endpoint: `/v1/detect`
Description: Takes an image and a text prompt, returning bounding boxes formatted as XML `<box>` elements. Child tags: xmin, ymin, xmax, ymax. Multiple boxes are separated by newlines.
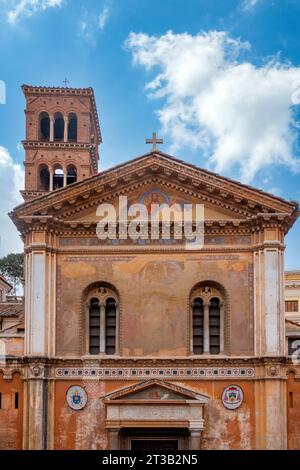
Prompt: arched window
<box><xmin>39</xmin><ymin>112</ymin><xmax>50</xmax><ymax>141</ymax></box>
<box><xmin>192</xmin><ymin>298</ymin><xmax>204</xmax><ymax>354</ymax></box>
<box><xmin>67</xmin><ymin>165</ymin><xmax>77</xmax><ymax>185</ymax></box>
<box><xmin>86</xmin><ymin>284</ymin><xmax>119</xmax><ymax>355</ymax></box>
<box><xmin>39</xmin><ymin>165</ymin><xmax>50</xmax><ymax>191</ymax></box>
<box><xmin>190</xmin><ymin>283</ymin><xmax>225</xmax><ymax>355</ymax></box>
<box><xmin>89</xmin><ymin>298</ymin><xmax>100</xmax><ymax>355</ymax></box>
<box><xmin>53</xmin><ymin>165</ymin><xmax>64</xmax><ymax>190</ymax></box>
<box><xmin>209</xmin><ymin>297</ymin><xmax>220</xmax><ymax>354</ymax></box>
<box><xmin>68</xmin><ymin>113</ymin><xmax>77</xmax><ymax>141</ymax></box>
<box><xmin>105</xmin><ymin>298</ymin><xmax>117</xmax><ymax>354</ymax></box>
<box><xmin>54</xmin><ymin>112</ymin><xmax>64</xmax><ymax>141</ymax></box>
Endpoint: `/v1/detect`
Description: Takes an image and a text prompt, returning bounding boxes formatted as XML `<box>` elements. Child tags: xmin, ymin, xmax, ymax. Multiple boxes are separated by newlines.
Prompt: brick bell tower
<box><xmin>21</xmin><ymin>84</ymin><xmax>102</xmax><ymax>200</ymax></box>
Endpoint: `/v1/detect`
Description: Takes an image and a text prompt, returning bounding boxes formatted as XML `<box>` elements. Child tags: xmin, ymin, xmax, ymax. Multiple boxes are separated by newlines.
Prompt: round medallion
<box><xmin>222</xmin><ymin>385</ymin><xmax>243</xmax><ymax>410</ymax></box>
<box><xmin>66</xmin><ymin>385</ymin><xmax>88</xmax><ymax>410</ymax></box>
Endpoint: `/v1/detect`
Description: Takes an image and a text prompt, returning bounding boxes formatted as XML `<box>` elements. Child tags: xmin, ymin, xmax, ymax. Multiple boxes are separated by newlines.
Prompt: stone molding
<box><xmin>11</xmin><ymin>152</ymin><xmax>297</xmax><ymax>224</ymax></box>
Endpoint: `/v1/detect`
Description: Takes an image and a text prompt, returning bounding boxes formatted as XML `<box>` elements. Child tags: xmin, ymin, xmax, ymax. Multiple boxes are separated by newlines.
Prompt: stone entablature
<box><xmin>12</xmin><ymin>152</ymin><xmax>298</xmax><ymax>222</ymax></box>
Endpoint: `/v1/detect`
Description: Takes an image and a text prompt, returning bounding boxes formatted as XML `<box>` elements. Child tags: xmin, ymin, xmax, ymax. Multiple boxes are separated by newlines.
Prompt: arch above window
<box><xmin>190</xmin><ymin>282</ymin><xmax>226</xmax><ymax>356</ymax></box>
<box><xmin>84</xmin><ymin>283</ymin><xmax>119</xmax><ymax>356</ymax></box>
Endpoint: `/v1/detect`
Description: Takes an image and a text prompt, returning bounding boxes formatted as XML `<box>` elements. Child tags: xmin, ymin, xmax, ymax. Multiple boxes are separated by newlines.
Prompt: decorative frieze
<box><xmin>55</xmin><ymin>366</ymin><xmax>255</xmax><ymax>380</ymax></box>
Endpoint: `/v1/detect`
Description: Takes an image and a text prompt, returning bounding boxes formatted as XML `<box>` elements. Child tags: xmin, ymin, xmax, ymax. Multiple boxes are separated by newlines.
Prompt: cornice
<box><xmin>22</xmin><ymin>140</ymin><xmax>98</xmax><ymax>174</ymax></box>
<box><xmin>11</xmin><ymin>153</ymin><xmax>298</xmax><ymax>241</ymax></box>
<box><xmin>23</xmin><ymin>140</ymin><xmax>93</xmax><ymax>150</ymax></box>
<box><xmin>12</xmin><ymin>153</ymin><xmax>297</xmax><ymax>215</ymax></box>
<box><xmin>0</xmin><ymin>355</ymin><xmax>293</xmax><ymax>368</ymax></box>
<box><xmin>13</xmin><ymin>212</ymin><xmax>293</xmax><ymax>236</ymax></box>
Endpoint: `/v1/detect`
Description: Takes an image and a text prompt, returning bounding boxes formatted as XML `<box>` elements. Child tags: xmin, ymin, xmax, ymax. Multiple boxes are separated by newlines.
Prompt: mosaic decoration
<box><xmin>56</xmin><ymin>367</ymin><xmax>255</xmax><ymax>380</ymax></box>
<box><xmin>222</xmin><ymin>384</ymin><xmax>244</xmax><ymax>410</ymax></box>
<box><xmin>66</xmin><ymin>385</ymin><xmax>88</xmax><ymax>410</ymax></box>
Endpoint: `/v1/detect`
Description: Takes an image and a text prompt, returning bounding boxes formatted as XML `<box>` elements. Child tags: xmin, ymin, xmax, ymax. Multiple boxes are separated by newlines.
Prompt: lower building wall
<box><xmin>0</xmin><ymin>369</ymin><xmax>297</xmax><ymax>450</ymax></box>
<box><xmin>53</xmin><ymin>380</ymin><xmax>255</xmax><ymax>450</ymax></box>
<box><xmin>287</xmin><ymin>371</ymin><xmax>300</xmax><ymax>449</ymax></box>
<box><xmin>0</xmin><ymin>371</ymin><xmax>23</xmax><ymax>449</ymax></box>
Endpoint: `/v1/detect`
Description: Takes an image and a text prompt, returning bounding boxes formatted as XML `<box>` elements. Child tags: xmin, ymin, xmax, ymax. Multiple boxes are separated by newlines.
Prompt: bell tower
<box><xmin>21</xmin><ymin>84</ymin><xmax>102</xmax><ymax>200</ymax></box>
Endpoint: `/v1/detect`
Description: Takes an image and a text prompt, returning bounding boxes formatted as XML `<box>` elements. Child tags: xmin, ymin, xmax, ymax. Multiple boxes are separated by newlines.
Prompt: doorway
<box><xmin>131</xmin><ymin>439</ymin><xmax>178</xmax><ymax>451</ymax></box>
<box><xmin>120</xmin><ymin>428</ymin><xmax>189</xmax><ymax>450</ymax></box>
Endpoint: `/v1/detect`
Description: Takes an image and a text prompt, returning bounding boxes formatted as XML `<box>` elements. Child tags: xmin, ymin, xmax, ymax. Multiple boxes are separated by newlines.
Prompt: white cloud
<box><xmin>125</xmin><ymin>30</ymin><xmax>300</xmax><ymax>182</ymax></box>
<box><xmin>241</xmin><ymin>0</ymin><xmax>260</xmax><ymax>11</ymax></box>
<box><xmin>0</xmin><ymin>147</ymin><xmax>24</xmax><ymax>257</ymax></box>
<box><xmin>98</xmin><ymin>3</ymin><xmax>110</xmax><ymax>30</ymax></box>
<box><xmin>7</xmin><ymin>0</ymin><xmax>63</xmax><ymax>25</ymax></box>
<box><xmin>79</xmin><ymin>3</ymin><xmax>110</xmax><ymax>46</ymax></box>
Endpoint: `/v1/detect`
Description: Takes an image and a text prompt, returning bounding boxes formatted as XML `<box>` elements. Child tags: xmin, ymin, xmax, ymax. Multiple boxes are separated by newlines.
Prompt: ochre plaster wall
<box><xmin>56</xmin><ymin>252</ymin><xmax>254</xmax><ymax>356</ymax></box>
<box><xmin>53</xmin><ymin>379</ymin><xmax>255</xmax><ymax>450</ymax></box>
<box><xmin>0</xmin><ymin>372</ymin><xmax>23</xmax><ymax>449</ymax></box>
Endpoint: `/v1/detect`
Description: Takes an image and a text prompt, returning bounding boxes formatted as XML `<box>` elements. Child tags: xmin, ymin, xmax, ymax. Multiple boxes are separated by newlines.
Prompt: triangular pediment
<box><xmin>64</xmin><ymin>182</ymin><xmax>241</xmax><ymax>222</ymax></box>
<box><xmin>103</xmin><ymin>379</ymin><xmax>210</xmax><ymax>403</ymax></box>
<box><xmin>11</xmin><ymin>151</ymin><xmax>297</xmax><ymax>232</ymax></box>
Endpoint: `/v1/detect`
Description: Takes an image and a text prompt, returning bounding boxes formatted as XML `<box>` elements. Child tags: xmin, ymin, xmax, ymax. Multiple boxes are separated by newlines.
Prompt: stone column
<box><xmin>63</xmin><ymin>168</ymin><xmax>67</xmax><ymax>187</ymax></box>
<box><xmin>189</xmin><ymin>429</ymin><xmax>202</xmax><ymax>450</ymax></box>
<box><xmin>203</xmin><ymin>302</ymin><xmax>210</xmax><ymax>353</ymax></box>
<box><xmin>115</xmin><ymin>301</ymin><xmax>119</xmax><ymax>354</ymax></box>
<box><xmin>220</xmin><ymin>301</ymin><xmax>225</xmax><ymax>353</ymax></box>
<box><xmin>24</xmin><ymin>236</ymin><xmax>57</xmax><ymax>357</ymax></box>
<box><xmin>24</xmin><ymin>251</ymin><xmax>46</xmax><ymax>355</ymax></box>
<box><xmin>49</xmin><ymin>168</ymin><xmax>53</xmax><ymax>191</ymax></box>
<box><xmin>23</xmin><ymin>233</ymin><xmax>57</xmax><ymax>450</ymax></box>
<box><xmin>50</xmin><ymin>117</ymin><xmax>54</xmax><ymax>142</ymax></box>
<box><xmin>100</xmin><ymin>303</ymin><xmax>106</xmax><ymax>353</ymax></box>
<box><xmin>188</xmin><ymin>405</ymin><xmax>205</xmax><ymax>450</ymax></box>
<box><xmin>253</xmin><ymin>227</ymin><xmax>285</xmax><ymax>356</ymax></box>
<box><xmin>108</xmin><ymin>429</ymin><xmax>120</xmax><ymax>450</ymax></box>
<box><xmin>64</xmin><ymin>116</ymin><xmax>68</xmax><ymax>142</ymax></box>
<box><xmin>254</xmin><ymin>371</ymin><xmax>287</xmax><ymax>449</ymax></box>
<box><xmin>23</xmin><ymin>367</ymin><xmax>47</xmax><ymax>450</ymax></box>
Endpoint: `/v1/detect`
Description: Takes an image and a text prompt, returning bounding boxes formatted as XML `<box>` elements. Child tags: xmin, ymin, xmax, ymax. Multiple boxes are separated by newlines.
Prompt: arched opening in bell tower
<box><xmin>53</xmin><ymin>165</ymin><xmax>64</xmax><ymax>189</ymax></box>
<box><xmin>68</xmin><ymin>113</ymin><xmax>77</xmax><ymax>141</ymax></box>
<box><xmin>38</xmin><ymin>164</ymin><xmax>50</xmax><ymax>191</ymax></box>
<box><xmin>39</xmin><ymin>112</ymin><xmax>50</xmax><ymax>141</ymax></box>
<box><xmin>54</xmin><ymin>112</ymin><xmax>64</xmax><ymax>141</ymax></box>
<box><xmin>67</xmin><ymin>165</ymin><xmax>77</xmax><ymax>185</ymax></box>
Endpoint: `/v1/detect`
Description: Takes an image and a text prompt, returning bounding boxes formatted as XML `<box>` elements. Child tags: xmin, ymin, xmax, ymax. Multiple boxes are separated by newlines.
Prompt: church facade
<box><xmin>1</xmin><ymin>85</ymin><xmax>300</xmax><ymax>450</ymax></box>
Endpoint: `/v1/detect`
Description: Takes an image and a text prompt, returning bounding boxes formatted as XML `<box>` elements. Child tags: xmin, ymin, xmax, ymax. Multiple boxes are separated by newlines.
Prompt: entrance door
<box><xmin>131</xmin><ymin>439</ymin><xmax>178</xmax><ymax>451</ymax></box>
<box><xmin>120</xmin><ymin>428</ymin><xmax>189</xmax><ymax>450</ymax></box>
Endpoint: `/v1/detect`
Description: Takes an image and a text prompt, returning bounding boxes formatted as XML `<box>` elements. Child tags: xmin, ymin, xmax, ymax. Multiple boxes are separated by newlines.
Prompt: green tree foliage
<box><xmin>0</xmin><ymin>253</ymin><xmax>24</xmax><ymax>294</ymax></box>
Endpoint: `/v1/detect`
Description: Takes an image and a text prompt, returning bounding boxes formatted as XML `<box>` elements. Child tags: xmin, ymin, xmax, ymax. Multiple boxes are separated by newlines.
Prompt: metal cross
<box><xmin>146</xmin><ymin>132</ymin><xmax>163</xmax><ymax>151</ymax></box>
<box><xmin>63</xmin><ymin>78</ymin><xmax>69</xmax><ymax>87</ymax></box>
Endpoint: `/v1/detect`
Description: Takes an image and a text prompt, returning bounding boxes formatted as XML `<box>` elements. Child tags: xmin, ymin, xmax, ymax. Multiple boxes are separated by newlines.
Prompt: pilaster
<box><xmin>253</xmin><ymin>227</ymin><xmax>285</xmax><ymax>356</ymax></box>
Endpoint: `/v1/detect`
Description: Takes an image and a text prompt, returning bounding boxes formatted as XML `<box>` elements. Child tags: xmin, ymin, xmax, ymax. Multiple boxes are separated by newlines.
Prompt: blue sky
<box><xmin>0</xmin><ymin>0</ymin><xmax>299</xmax><ymax>268</ymax></box>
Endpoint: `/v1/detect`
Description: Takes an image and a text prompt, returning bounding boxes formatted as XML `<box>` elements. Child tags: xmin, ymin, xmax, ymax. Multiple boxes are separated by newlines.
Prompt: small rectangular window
<box><xmin>15</xmin><ymin>392</ymin><xmax>19</xmax><ymax>409</ymax></box>
<box><xmin>285</xmin><ymin>301</ymin><xmax>299</xmax><ymax>313</ymax></box>
<box><xmin>0</xmin><ymin>392</ymin><xmax>2</xmax><ymax>409</ymax></box>
<box><xmin>289</xmin><ymin>392</ymin><xmax>294</xmax><ymax>409</ymax></box>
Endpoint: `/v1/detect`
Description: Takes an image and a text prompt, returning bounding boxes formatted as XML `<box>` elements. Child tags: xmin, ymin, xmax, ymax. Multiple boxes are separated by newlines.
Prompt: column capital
<box><xmin>189</xmin><ymin>419</ymin><xmax>205</xmax><ymax>430</ymax></box>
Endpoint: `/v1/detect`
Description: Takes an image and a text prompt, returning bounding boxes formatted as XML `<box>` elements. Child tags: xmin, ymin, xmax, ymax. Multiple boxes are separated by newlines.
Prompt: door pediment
<box><xmin>104</xmin><ymin>380</ymin><xmax>208</xmax><ymax>438</ymax></box>
<box><xmin>103</xmin><ymin>379</ymin><xmax>210</xmax><ymax>404</ymax></box>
